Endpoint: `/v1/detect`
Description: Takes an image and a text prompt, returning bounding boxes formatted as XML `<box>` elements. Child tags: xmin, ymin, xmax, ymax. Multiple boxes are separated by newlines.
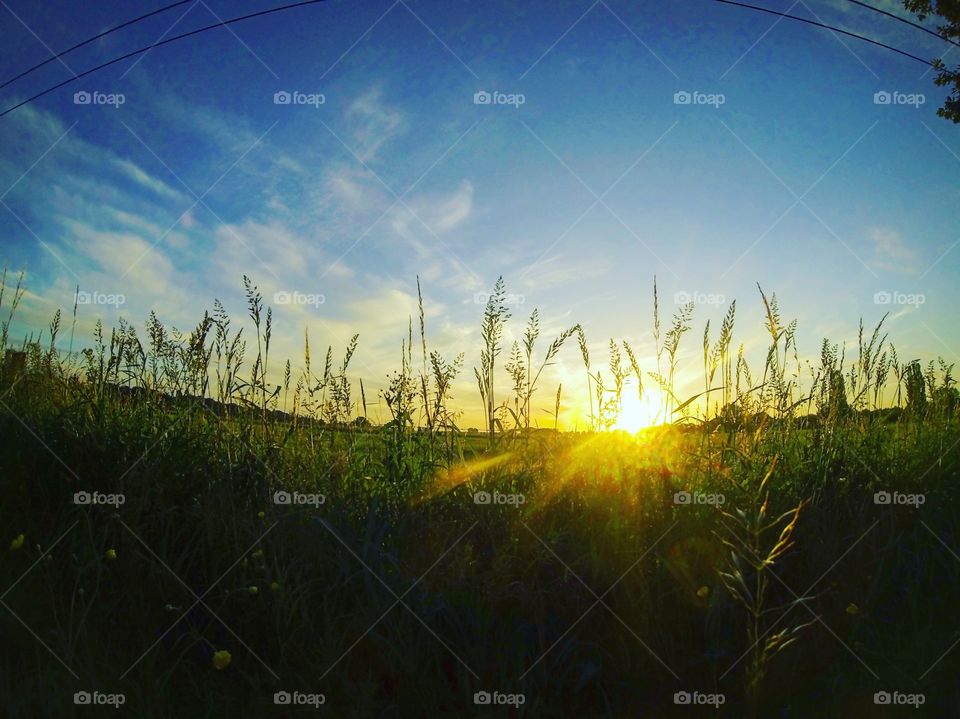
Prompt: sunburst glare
<box><xmin>613</xmin><ymin>385</ymin><xmax>666</xmax><ymax>433</ymax></box>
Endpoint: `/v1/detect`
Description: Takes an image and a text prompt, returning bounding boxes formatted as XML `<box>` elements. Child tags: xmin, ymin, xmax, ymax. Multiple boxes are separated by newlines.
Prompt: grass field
<box><xmin>1</xmin><ymin>270</ymin><xmax>958</xmax><ymax>717</ymax></box>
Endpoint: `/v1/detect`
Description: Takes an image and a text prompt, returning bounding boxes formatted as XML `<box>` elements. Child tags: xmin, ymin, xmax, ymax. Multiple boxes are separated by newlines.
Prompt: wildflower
<box><xmin>845</xmin><ymin>603</ymin><xmax>859</xmax><ymax>616</ymax></box>
<box><xmin>248</xmin><ymin>585</ymin><xmax>259</xmax><ymax>595</ymax></box>
<box><xmin>696</xmin><ymin>585</ymin><xmax>710</xmax><ymax>599</ymax></box>
<box><xmin>251</xmin><ymin>549</ymin><xmax>264</xmax><ymax>559</ymax></box>
<box><xmin>257</xmin><ymin>511</ymin><xmax>266</xmax><ymax>519</ymax></box>
<box><xmin>270</xmin><ymin>581</ymin><xmax>280</xmax><ymax>592</ymax></box>
<box><xmin>105</xmin><ymin>549</ymin><xmax>117</xmax><ymax>561</ymax></box>
<box><xmin>10</xmin><ymin>534</ymin><xmax>25</xmax><ymax>551</ymax></box>
<box><xmin>212</xmin><ymin>649</ymin><xmax>232</xmax><ymax>670</ymax></box>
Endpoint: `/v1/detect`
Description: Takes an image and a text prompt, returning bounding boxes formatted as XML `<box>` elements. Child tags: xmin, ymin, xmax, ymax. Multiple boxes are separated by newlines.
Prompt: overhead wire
<box><xmin>840</xmin><ymin>0</ymin><xmax>960</xmax><ymax>49</ymax></box>
<box><xmin>713</xmin><ymin>0</ymin><xmax>936</xmax><ymax>66</ymax></box>
<box><xmin>0</xmin><ymin>0</ymin><xmax>334</xmax><ymax>119</ymax></box>
<box><xmin>0</xmin><ymin>1</ymin><xmax>196</xmax><ymax>90</ymax></box>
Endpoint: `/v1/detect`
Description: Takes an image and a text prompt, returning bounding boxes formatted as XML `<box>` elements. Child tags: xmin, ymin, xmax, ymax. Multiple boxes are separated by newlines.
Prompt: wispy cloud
<box><xmin>59</xmin><ymin>218</ymin><xmax>175</xmax><ymax>295</ymax></box>
<box><xmin>211</xmin><ymin>218</ymin><xmax>339</xmax><ymax>285</ymax></box>
<box><xmin>323</xmin><ymin>166</ymin><xmax>382</xmax><ymax>213</ymax></box>
<box><xmin>112</xmin><ymin>158</ymin><xmax>185</xmax><ymax>202</ymax></box>
<box><xmin>433</xmin><ymin>181</ymin><xmax>473</xmax><ymax>232</ymax></box>
<box><xmin>346</xmin><ymin>87</ymin><xmax>405</xmax><ymax>162</ymax></box>
<box><xmin>870</xmin><ymin>227</ymin><xmax>920</xmax><ymax>274</ymax></box>
<box><xmin>519</xmin><ymin>254</ymin><xmax>611</xmax><ymax>292</ymax></box>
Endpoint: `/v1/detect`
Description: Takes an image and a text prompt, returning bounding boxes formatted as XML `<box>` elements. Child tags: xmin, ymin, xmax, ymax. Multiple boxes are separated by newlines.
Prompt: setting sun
<box><xmin>613</xmin><ymin>386</ymin><xmax>666</xmax><ymax>433</ymax></box>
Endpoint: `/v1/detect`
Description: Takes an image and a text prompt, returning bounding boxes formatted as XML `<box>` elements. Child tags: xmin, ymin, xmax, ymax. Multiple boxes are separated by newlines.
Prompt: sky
<box><xmin>0</xmin><ymin>0</ymin><xmax>957</xmax><ymax>427</ymax></box>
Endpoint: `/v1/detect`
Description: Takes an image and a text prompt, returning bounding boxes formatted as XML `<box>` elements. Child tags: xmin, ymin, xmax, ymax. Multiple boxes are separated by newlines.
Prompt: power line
<box><xmin>1</xmin><ymin>0</ymin><xmax>942</xmax><ymax>120</ymax></box>
<box><xmin>1</xmin><ymin>1</ymin><xmax>195</xmax><ymax>91</ymax></box>
<box><xmin>842</xmin><ymin>0</ymin><xmax>960</xmax><ymax>49</ymax></box>
<box><xmin>713</xmin><ymin>0</ymin><xmax>935</xmax><ymax>66</ymax></box>
<box><xmin>0</xmin><ymin>0</ymin><xmax>333</xmax><ymax>119</ymax></box>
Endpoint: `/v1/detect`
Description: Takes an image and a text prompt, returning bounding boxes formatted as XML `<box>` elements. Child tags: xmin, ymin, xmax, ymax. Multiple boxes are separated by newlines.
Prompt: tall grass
<box><xmin>0</xmin><ymin>267</ymin><xmax>958</xmax><ymax>717</ymax></box>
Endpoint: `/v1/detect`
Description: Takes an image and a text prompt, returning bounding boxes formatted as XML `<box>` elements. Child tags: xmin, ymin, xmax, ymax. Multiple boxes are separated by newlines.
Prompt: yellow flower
<box><xmin>105</xmin><ymin>549</ymin><xmax>117</xmax><ymax>561</ymax></box>
<box><xmin>846</xmin><ymin>603</ymin><xmax>859</xmax><ymax>616</ymax></box>
<box><xmin>270</xmin><ymin>582</ymin><xmax>280</xmax><ymax>592</ymax></box>
<box><xmin>257</xmin><ymin>511</ymin><xmax>266</xmax><ymax>519</ymax></box>
<box><xmin>696</xmin><ymin>586</ymin><xmax>710</xmax><ymax>599</ymax></box>
<box><xmin>212</xmin><ymin>649</ymin><xmax>232</xmax><ymax>670</ymax></box>
<box><xmin>9</xmin><ymin>534</ymin><xmax>24</xmax><ymax>551</ymax></box>
<box><xmin>248</xmin><ymin>585</ymin><xmax>259</xmax><ymax>595</ymax></box>
<box><xmin>251</xmin><ymin>549</ymin><xmax>264</xmax><ymax>559</ymax></box>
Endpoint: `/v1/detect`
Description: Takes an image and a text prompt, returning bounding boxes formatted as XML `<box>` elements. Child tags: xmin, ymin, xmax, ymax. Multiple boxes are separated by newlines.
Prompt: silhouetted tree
<box><xmin>903</xmin><ymin>0</ymin><xmax>960</xmax><ymax>122</ymax></box>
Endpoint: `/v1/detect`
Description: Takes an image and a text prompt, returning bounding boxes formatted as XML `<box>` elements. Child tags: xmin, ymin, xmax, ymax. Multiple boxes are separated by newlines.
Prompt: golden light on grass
<box><xmin>417</xmin><ymin>451</ymin><xmax>515</xmax><ymax>503</ymax></box>
<box><xmin>612</xmin><ymin>387</ymin><xmax>665</xmax><ymax>433</ymax></box>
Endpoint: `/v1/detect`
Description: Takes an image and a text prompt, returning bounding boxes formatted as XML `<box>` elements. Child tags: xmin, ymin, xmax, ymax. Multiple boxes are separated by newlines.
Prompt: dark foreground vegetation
<box><xmin>1</xmin><ymin>271</ymin><xmax>958</xmax><ymax>717</ymax></box>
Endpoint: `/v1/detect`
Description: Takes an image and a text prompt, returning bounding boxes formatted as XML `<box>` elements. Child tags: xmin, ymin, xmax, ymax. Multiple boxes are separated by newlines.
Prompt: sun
<box><xmin>613</xmin><ymin>387</ymin><xmax>665</xmax><ymax>433</ymax></box>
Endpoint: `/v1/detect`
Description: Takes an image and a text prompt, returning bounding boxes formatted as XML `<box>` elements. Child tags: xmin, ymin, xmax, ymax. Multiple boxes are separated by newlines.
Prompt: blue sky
<box><xmin>1</xmin><ymin>0</ymin><xmax>957</xmax><ymax>425</ymax></box>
